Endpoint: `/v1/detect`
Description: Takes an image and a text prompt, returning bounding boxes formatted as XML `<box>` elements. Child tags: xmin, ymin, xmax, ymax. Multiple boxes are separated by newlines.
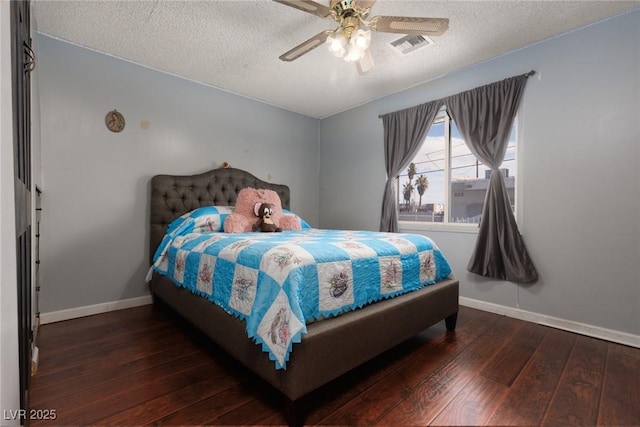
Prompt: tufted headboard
<box><xmin>149</xmin><ymin>167</ymin><xmax>290</xmax><ymax>263</ymax></box>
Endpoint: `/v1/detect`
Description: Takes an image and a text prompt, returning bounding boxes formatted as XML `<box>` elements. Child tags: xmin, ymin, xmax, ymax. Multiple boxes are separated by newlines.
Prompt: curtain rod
<box><xmin>378</xmin><ymin>70</ymin><xmax>536</xmax><ymax>119</ymax></box>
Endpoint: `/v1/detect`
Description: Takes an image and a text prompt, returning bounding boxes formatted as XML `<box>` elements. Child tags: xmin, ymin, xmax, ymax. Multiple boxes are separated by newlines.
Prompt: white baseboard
<box><xmin>459</xmin><ymin>297</ymin><xmax>640</xmax><ymax>348</ymax></box>
<box><xmin>40</xmin><ymin>295</ymin><xmax>153</xmax><ymax>324</ymax></box>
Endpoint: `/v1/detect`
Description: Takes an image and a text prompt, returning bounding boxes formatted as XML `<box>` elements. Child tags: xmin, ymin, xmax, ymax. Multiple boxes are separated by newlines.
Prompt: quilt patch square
<box><xmin>331</xmin><ymin>241</ymin><xmax>377</xmax><ymax>259</ymax></box>
<box><xmin>229</xmin><ymin>265</ymin><xmax>258</xmax><ymax>316</ymax></box>
<box><xmin>192</xmin><ymin>234</ymin><xmax>226</xmax><ymax>254</ymax></box>
<box><xmin>260</xmin><ymin>244</ymin><xmax>313</xmax><ymax>285</ymax></box>
<box><xmin>172</xmin><ymin>249</ymin><xmax>189</xmax><ymax>285</ymax></box>
<box><xmin>257</xmin><ymin>289</ymin><xmax>304</xmax><ymax>367</ymax></box>
<box><xmin>217</xmin><ymin>238</ymin><xmax>254</xmax><ymax>263</ymax></box>
<box><xmin>317</xmin><ymin>261</ymin><xmax>354</xmax><ymax>311</ymax></box>
<box><xmin>384</xmin><ymin>236</ymin><xmax>417</xmax><ymax>255</ymax></box>
<box><xmin>379</xmin><ymin>256</ymin><xmax>403</xmax><ymax>294</ymax></box>
<box><xmin>157</xmin><ymin>250</ymin><xmax>169</xmax><ymax>272</ymax></box>
<box><xmin>419</xmin><ymin>250</ymin><xmax>436</xmax><ymax>283</ymax></box>
<box><xmin>196</xmin><ymin>254</ymin><xmax>216</xmax><ymax>296</ymax></box>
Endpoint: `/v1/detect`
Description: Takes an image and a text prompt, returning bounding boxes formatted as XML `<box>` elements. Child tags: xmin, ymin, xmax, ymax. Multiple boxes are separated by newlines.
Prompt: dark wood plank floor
<box><xmin>29</xmin><ymin>303</ymin><xmax>640</xmax><ymax>426</ymax></box>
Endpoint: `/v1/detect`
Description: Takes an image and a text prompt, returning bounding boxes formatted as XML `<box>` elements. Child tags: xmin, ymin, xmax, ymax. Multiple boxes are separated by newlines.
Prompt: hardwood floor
<box><xmin>29</xmin><ymin>303</ymin><xmax>640</xmax><ymax>426</ymax></box>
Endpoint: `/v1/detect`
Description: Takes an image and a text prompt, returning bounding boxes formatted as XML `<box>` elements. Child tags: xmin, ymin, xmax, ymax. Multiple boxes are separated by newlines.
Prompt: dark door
<box><xmin>11</xmin><ymin>0</ymin><xmax>33</xmax><ymax>413</ymax></box>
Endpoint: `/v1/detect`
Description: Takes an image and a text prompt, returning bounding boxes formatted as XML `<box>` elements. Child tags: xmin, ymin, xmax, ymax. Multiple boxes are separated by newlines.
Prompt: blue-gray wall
<box><xmin>319</xmin><ymin>10</ymin><xmax>640</xmax><ymax>336</ymax></box>
<box><xmin>37</xmin><ymin>35</ymin><xmax>320</xmax><ymax>313</ymax></box>
<box><xmin>37</xmin><ymin>9</ymin><xmax>640</xmax><ymax>340</ymax></box>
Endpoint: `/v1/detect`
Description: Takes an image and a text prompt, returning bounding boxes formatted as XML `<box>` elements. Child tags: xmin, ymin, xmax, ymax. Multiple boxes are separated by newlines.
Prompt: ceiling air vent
<box><xmin>390</xmin><ymin>34</ymin><xmax>434</xmax><ymax>55</ymax></box>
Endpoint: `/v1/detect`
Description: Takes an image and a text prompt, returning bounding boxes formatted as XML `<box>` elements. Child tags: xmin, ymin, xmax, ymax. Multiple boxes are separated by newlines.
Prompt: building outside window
<box><xmin>397</xmin><ymin>109</ymin><xmax>517</xmax><ymax>225</ymax></box>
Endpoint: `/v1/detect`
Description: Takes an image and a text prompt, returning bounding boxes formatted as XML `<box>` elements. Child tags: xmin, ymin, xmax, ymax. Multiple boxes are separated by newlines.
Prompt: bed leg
<box><xmin>283</xmin><ymin>396</ymin><xmax>305</xmax><ymax>427</ymax></box>
<box><xmin>445</xmin><ymin>312</ymin><xmax>458</xmax><ymax>331</ymax></box>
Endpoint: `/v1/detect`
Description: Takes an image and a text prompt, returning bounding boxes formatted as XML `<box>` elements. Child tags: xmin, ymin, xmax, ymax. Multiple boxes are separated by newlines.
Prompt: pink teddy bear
<box><xmin>223</xmin><ymin>187</ymin><xmax>301</xmax><ymax>233</ymax></box>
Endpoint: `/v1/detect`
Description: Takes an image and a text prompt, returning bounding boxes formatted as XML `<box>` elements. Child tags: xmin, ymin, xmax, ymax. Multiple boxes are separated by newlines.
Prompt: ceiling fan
<box><xmin>274</xmin><ymin>0</ymin><xmax>449</xmax><ymax>74</ymax></box>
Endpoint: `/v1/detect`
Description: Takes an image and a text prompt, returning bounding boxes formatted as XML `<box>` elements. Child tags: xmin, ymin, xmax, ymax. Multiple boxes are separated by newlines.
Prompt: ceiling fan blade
<box><xmin>279</xmin><ymin>30</ymin><xmax>333</xmax><ymax>62</ymax></box>
<box><xmin>356</xmin><ymin>49</ymin><xmax>374</xmax><ymax>75</ymax></box>
<box><xmin>273</xmin><ymin>0</ymin><xmax>333</xmax><ymax>18</ymax></box>
<box><xmin>370</xmin><ymin>16</ymin><xmax>449</xmax><ymax>36</ymax></box>
<box><xmin>353</xmin><ymin>0</ymin><xmax>377</xmax><ymax>14</ymax></box>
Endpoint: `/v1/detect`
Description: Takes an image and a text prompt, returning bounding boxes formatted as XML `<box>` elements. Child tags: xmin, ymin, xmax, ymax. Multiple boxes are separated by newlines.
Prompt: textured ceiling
<box><xmin>34</xmin><ymin>0</ymin><xmax>640</xmax><ymax>118</ymax></box>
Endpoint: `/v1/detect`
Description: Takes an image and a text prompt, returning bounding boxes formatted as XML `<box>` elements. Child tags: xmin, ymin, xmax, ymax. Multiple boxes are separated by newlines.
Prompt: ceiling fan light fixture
<box><xmin>327</xmin><ymin>28</ymin><xmax>371</xmax><ymax>62</ymax></box>
<box><xmin>326</xmin><ymin>33</ymin><xmax>347</xmax><ymax>57</ymax></box>
<box><xmin>344</xmin><ymin>29</ymin><xmax>370</xmax><ymax>62</ymax></box>
<box><xmin>351</xmin><ymin>28</ymin><xmax>371</xmax><ymax>50</ymax></box>
<box><xmin>344</xmin><ymin>44</ymin><xmax>365</xmax><ymax>62</ymax></box>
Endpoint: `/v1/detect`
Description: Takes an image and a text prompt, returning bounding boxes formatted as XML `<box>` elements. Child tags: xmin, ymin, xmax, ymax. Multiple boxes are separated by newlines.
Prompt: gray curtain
<box><xmin>379</xmin><ymin>99</ymin><xmax>443</xmax><ymax>232</ymax></box>
<box><xmin>445</xmin><ymin>73</ymin><xmax>538</xmax><ymax>283</ymax></box>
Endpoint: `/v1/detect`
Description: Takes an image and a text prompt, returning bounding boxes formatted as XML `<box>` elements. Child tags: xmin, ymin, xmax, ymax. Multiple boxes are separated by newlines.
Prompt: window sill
<box><xmin>399</xmin><ymin>221</ymin><xmax>479</xmax><ymax>234</ymax></box>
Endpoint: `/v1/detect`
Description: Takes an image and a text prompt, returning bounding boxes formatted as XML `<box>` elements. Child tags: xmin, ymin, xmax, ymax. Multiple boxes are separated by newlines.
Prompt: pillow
<box><xmin>153</xmin><ymin>206</ymin><xmax>233</xmax><ymax>261</ymax></box>
<box><xmin>166</xmin><ymin>205</ymin><xmax>233</xmax><ymax>234</ymax></box>
<box><xmin>224</xmin><ymin>187</ymin><xmax>301</xmax><ymax>233</ymax></box>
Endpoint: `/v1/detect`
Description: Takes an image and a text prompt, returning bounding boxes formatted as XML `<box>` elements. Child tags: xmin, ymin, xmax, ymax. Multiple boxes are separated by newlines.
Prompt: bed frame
<box><xmin>148</xmin><ymin>167</ymin><xmax>459</xmax><ymax>425</ymax></box>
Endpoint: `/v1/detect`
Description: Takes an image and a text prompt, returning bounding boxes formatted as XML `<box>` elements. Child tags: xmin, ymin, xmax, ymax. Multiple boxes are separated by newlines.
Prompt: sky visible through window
<box><xmin>399</xmin><ymin>121</ymin><xmax>517</xmax><ymax>209</ymax></box>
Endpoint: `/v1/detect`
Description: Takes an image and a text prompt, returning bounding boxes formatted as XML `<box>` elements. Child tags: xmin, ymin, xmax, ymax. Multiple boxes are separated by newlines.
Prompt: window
<box><xmin>397</xmin><ymin>109</ymin><xmax>517</xmax><ymax>225</ymax></box>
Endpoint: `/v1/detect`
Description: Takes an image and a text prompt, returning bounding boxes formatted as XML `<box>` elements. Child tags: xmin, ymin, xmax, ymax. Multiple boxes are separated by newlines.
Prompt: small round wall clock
<box><xmin>105</xmin><ymin>109</ymin><xmax>125</xmax><ymax>133</ymax></box>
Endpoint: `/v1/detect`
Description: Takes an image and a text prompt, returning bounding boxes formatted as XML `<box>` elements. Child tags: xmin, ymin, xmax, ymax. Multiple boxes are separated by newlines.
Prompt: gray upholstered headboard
<box><xmin>149</xmin><ymin>167</ymin><xmax>290</xmax><ymax>263</ymax></box>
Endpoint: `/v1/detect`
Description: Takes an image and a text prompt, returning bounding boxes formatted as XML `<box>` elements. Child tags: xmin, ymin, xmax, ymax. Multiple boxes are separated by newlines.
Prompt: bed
<box><xmin>147</xmin><ymin>166</ymin><xmax>459</xmax><ymax>425</ymax></box>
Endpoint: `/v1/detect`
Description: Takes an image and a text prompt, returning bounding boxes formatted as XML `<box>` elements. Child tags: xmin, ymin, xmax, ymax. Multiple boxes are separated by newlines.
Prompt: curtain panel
<box><xmin>379</xmin><ymin>99</ymin><xmax>443</xmax><ymax>232</ymax></box>
<box><xmin>445</xmin><ymin>73</ymin><xmax>538</xmax><ymax>283</ymax></box>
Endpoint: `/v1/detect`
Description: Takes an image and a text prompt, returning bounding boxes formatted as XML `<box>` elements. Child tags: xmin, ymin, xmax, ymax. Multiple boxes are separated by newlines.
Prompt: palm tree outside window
<box><xmin>416</xmin><ymin>175</ymin><xmax>429</xmax><ymax>212</ymax></box>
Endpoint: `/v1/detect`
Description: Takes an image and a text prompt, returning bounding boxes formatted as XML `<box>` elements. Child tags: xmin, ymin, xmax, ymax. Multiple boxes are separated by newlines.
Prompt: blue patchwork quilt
<box><xmin>147</xmin><ymin>220</ymin><xmax>452</xmax><ymax>369</ymax></box>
